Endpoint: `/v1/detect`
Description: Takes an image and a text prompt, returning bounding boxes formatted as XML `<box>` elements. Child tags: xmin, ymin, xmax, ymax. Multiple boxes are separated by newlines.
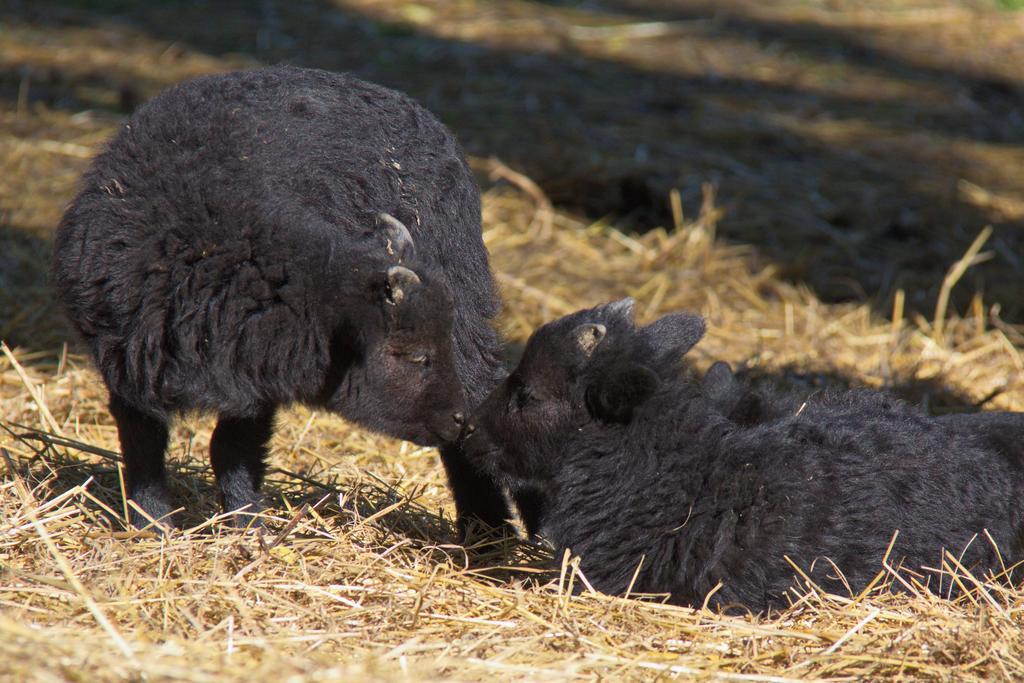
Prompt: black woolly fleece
<box><xmin>466</xmin><ymin>300</ymin><xmax>1024</xmax><ymax>612</ymax></box>
<box><xmin>53</xmin><ymin>67</ymin><xmax>517</xmax><ymax>529</ymax></box>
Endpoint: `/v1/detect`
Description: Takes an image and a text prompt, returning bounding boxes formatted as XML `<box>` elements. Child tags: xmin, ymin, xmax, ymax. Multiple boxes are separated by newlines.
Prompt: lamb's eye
<box><xmin>515</xmin><ymin>387</ymin><xmax>536</xmax><ymax>408</ymax></box>
<box><xmin>407</xmin><ymin>353</ymin><xmax>429</xmax><ymax>365</ymax></box>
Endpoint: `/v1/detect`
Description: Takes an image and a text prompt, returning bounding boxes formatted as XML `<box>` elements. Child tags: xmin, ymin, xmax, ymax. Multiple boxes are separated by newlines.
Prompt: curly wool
<box><xmin>54</xmin><ymin>66</ymin><xmax>502</xmax><ymax>417</ymax></box>
<box><xmin>53</xmin><ymin>67</ymin><xmax>514</xmax><ymax>528</ymax></box>
<box><xmin>468</xmin><ymin>301</ymin><xmax>1024</xmax><ymax>612</ymax></box>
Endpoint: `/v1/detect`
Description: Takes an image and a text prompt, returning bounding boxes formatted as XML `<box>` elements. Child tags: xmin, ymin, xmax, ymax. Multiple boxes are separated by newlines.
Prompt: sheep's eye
<box><xmin>407</xmin><ymin>353</ymin><xmax>429</xmax><ymax>365</ymax></box>
<box><xmin>515</xmin><ymin>387</ymin><xmax>536</xmax><ymax>408</ymax></box>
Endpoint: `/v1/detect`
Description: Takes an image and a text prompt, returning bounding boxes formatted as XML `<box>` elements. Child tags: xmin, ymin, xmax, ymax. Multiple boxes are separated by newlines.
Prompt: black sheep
<box><xmin>53</xmin><ymin>66</ymin><xmax>516</xmax><ymax>531</ymax></box>
<box><xmin>701</xmin><ymin>361</ymin><xmax>780</xmax><ymax>427</ymax></box>
<box><xmin>463</xmin><ymin>299</ymin><xmax>1024</xmax><ymax>612</ymax></box>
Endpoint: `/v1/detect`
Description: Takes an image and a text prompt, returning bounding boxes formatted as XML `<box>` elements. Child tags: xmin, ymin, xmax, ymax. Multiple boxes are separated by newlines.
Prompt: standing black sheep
<box><xmin>462</xmin><ymin>299</ymin><xmax>1024</xmax><ymax>612</ymax></box>
<box><xmin>53</xmin><ymin>66</ymin><xmax>517</xmax><ymax>531</ymax></box>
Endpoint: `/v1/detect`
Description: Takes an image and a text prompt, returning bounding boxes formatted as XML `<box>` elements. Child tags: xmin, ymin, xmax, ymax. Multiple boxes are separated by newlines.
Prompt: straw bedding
<box><xmin>2</xmin><ymin>172</ymin><xmax>1023</xmax><ymax>679</ymax></box>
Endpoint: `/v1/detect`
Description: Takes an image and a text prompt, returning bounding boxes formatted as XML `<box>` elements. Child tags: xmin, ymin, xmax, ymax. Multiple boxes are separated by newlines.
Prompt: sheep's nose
<box><xmin>452</xmin><ymin>412</ymin><xmax>465</xmax><ymax>427</ymax></box>
<box><xmin>463</xmin><ymin>423</ymin><xmax>476</xmax><ymax>436</ymax></box>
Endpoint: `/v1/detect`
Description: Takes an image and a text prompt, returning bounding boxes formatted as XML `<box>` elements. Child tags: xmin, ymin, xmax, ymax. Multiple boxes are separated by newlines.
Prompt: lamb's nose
<box><xmin>463</xmin><ymin>423</ymin><xmax>476</xmax><ymax>436</ymax></box>
<box><xmin>452</xmin><ymin>412</ymin><xmax>465</xmax><ymax>427</ymax></box>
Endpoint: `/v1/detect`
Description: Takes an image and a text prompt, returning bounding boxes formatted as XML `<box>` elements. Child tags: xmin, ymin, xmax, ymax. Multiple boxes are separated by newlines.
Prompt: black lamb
<box><xmin>462</xmin><ymin>299</ymin><xmax>1024</xmax><ymax>612</ymax></box>
<box><xmin>701</xmin><ymin>360</ymin><xmax>781</xmax><ymax>427</ymax></box>
<box><xmin>53</xmin><ymin>66</ymin><xmax>518</xmax><ymax>531</ymax></box>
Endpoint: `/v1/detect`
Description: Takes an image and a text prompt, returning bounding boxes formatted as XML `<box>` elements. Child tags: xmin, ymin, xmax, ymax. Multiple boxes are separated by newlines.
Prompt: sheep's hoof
<box><xmin>127</xmin><ymin>489</ymin><xmax>178</xmax><ymax>534</ymax></box>
<box><xmin>219</xmin><ymin>498</ymin><xmax>264</xmax><ymax>531</ymax></box>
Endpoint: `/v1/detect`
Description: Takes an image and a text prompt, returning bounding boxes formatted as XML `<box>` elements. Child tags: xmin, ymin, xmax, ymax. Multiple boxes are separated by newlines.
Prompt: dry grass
<box><xmin>2</xmin><ymin>180</ymin><xmax>1024</xmax><ymax>681</ymax></box>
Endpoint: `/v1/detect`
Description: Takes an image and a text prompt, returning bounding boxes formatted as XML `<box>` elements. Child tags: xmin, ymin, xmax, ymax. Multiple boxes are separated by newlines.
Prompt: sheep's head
<box><xmin>462</xmin><ymin>298</ymin><xmax>705</xmax><ymax>484</ymax></box>
<box><xmin>324</xmin><ymin>214</ymin><xmax>466</xmax><ymax>446</ymax></box>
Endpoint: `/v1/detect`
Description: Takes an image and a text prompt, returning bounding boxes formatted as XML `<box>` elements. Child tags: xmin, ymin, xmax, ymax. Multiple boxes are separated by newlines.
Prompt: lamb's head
<box><xmin>325</xmin><ymin>214</ymin><xmax>466</xmax><ymax>447</ymax></box>
<box><xmin>462</xmin><ymin>298</ymin><xmax>705</xmax><ymax>484</ymax></box>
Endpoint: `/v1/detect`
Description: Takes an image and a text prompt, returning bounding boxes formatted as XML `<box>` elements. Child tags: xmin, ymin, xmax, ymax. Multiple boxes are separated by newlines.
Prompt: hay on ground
<box><xmin>2</xmin><ymin>178</ymin><xmax>1023</xmax><ymax>681</ymax></box>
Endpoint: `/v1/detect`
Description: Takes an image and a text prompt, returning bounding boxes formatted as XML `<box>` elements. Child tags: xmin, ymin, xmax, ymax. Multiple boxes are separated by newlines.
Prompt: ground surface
<box><xmin>1</xmin><ymin>1</ymin><xmax>1024</xmax><ymax>681</ymax></box>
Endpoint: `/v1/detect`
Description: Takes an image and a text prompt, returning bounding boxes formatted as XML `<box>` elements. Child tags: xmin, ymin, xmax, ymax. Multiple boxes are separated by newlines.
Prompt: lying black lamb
<box><xmin>53</xmin><ymin>66</ymin><xmax>516</xmax><ymax>531</ymax></box>
<box><xmin>462</xmin><ymin>299</ymin><xmax>1024</xmax><ymax>612</ymax></box>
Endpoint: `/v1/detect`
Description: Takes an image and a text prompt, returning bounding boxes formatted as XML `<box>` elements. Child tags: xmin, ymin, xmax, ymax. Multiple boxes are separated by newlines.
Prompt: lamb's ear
<box><xmin>702</xmin><ymin>360</ymin><xmax>737</xmax><ymax>403</ymax></box>
<box><xmin>641</xmin><ymin>312</ymin><xmax>706</xmax><ymax>359</ymax></box>
<box><xmin>585</xmin><ymin>363</ymin><xmax>659</xmax><ymax>423</ymax></box>
<box><xmin>385</xmin><ymin>265</ymin><xmax>421</xmax><ymax>305</ymax></box>
<box><xmin>378</xmin><ymin>213</ymin><xmax>415</xmax><ymax>262</ymax></box>
<box><xmin>599</xmin><ymin>297</ymin><xmax>636</xmax><ymax>323</ymax></box>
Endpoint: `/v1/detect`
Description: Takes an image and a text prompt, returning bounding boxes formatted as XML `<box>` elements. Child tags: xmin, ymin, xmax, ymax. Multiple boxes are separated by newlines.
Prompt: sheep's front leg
<box><xmin>509</xmin><ymin>484</ymin><xmax>546</xmax><ymax>538</ymax></box>
<box><xmin>439</xmin><ymin>442</ymin><xmax>514</xmax><ymax>539</ymax></box>
<box><xmin>109</xmin><ymin>395</ymin><xmax>174</xmax><ymax>530</ymax></box>
<box><xmin>210</xmin><ymin>408</ymin><xmax>276</xmax><ymax>528</ymax></box>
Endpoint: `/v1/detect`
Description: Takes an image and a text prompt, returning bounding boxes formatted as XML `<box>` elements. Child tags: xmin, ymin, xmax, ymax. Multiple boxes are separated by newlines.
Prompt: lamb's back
<box><xmin>711</xmin><ymin>391</ymin><xmax>1024</xmax><ymax>602</ymax></box>
<box><xmin>552</xmin><ymin>388</ymin><xmax>1024</xmax><ymax>611</ymax></box>
<box><xmin>52</xmin><ymin>67</ymin><xmax>491</xmax><ymax>415</ymax></box>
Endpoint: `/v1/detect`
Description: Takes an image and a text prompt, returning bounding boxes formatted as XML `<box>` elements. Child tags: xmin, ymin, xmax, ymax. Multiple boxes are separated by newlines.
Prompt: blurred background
<box><xmin>2</xmin><ymin>0</ymin><xmax>1023</xmax><ymax>345</ymax></box>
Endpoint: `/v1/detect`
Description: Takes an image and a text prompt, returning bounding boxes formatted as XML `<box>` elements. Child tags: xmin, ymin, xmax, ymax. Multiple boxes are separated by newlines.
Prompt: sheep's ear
<box><xmin>702</xmin><ymin>361</ymin><xmax>737</xmax><ymax>403</ymax></box>
<box><xmin>599</xmin><ymin>297</ymin><xmax>635</xmax><ymax>322</ymax></box>
<box><xmin>585</xmin><ymin>362</ymin><xmax>659</xmax><ymax>423</ymax></box>
<box><xmin>385</xmin><ymin>265</ymin><xmax>421</xmax><ymax>305</ymax></box>
<box><xmin>574</xmin><ymin>323</ymin><xmax>606</xmax><ymax>357</ymax></box>
<box><xmin>378</xmin><ymin>212</ymin><xmax>415</xmax><ymax>262</ymax></box>
<box><xmin>641</xmin><ymin>312</ymin><xmax>705</xmax><ymax>359</ymax></box>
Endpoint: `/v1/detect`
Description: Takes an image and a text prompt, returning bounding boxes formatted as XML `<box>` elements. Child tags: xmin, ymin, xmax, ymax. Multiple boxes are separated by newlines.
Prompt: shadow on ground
<box><xmin>0</xmin><ymin>419</ymin><xmax>557</xmax><ymax>582</ymax></box>
<box><xmin>2</xmin><ymin>0</ymin><xmax>1022</xmax><ymax>329</ymax></box>
<box><xmin>1</xmin><ymin>2</ymin><xmax>1022</xmax><ymax>351</ymax></box>
<box><xmin>0</xmin><ymin>226</ymin><xmax>69</xmax><ymax>350</ymax></box>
